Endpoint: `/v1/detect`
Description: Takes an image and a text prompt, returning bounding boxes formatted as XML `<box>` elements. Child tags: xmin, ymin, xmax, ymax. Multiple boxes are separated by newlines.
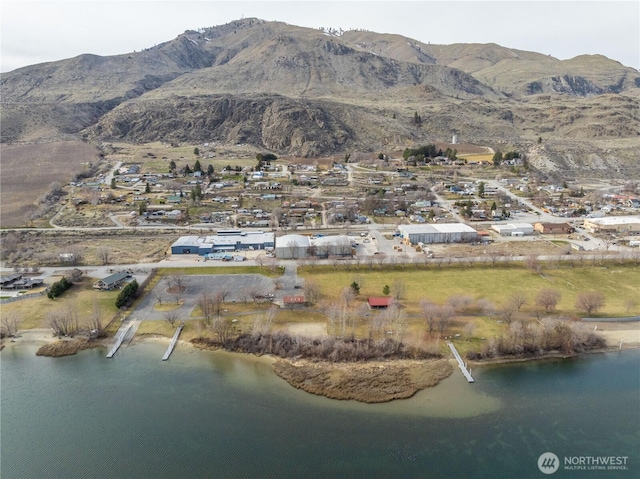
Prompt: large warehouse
<box><xmin>398</xmin><ymin>224</ymin><xmax>478</xmax><ymax>244</ymax></box>
<box><xmin>583</xmin><ymin>216</ymin><xmax>640</xmax><ymax>234</ymax></box>
<box><xmin>275</xmin><ymin>234</ymin><xmax>353</xmax><ymax>259</ymax></box>
<box><xmin>171</xmin><ymin>231</ymin><xmax>275</xmax><ymax>255</ymax></box>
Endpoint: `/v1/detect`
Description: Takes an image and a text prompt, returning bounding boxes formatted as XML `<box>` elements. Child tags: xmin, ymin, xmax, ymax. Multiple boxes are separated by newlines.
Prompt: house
<box><xmin>0</xmin><ymin>273</ymin><xmax>22</xmax><ymax>288</ymax></box>
<box><xmin>368</xmin><ymin>297</ymin><xmax>393</xmax><ymax>309</ymax></box>
<box><xmin>5</xmin><ymin>277</ymin><xmax>44</xmax><ymax>290</ymax></box>
<box><xmin>93</xmin><ymin>271</ymin><xmax>131</xmax><ymax>290</ymax></box>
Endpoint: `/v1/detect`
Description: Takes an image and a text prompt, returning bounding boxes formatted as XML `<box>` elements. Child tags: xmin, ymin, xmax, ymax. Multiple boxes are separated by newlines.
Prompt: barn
<box><xmin>398</xmin><ymin>224</ymin><xmax>478</xmax><ymax>244</ymax></box>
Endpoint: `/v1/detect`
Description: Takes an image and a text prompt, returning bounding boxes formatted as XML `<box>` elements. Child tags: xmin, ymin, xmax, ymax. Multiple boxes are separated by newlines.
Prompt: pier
<box><xmin>162</xmin><ymin>323</ymin><xmax>184</xmax><ymax>361</ymax></box>
<box><xmin>106</xmin><ymin>325</ymin><xmax>131</xmax><ymax>358</ymax></box>
<box><xmin>447</xmin><ymin>341</ymin><xmax>475</xmax><ymax>383</ymax></box>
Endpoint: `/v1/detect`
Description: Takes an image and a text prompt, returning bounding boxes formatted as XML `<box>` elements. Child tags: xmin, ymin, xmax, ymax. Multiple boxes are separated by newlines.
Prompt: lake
<box><xmin>1</xmin><ymin>341</ymin><xmax>638</xmax><ymax>478</ymax></box>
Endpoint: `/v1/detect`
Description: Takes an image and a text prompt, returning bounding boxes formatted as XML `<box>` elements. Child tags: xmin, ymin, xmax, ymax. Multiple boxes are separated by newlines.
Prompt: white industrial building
<box><xmin>275</xmin><ymin>234</ymin><xmax>353</xmax><ymax>259</ymax></box>
<box><xmin>398</xmin><ymin>224</ymin><xmax>478</xmax><ymax>244</ymax></box>
<box><xmin>275</xmin><ymin>234</ymin><xmax>311</xmax><ymax>259</ymax></box>
<box><xmin>583</xmin><ymin>216</ymin><xmax>640</xmax><ymax>234</ymax></box>
<box><xmin>491</xmin><ymin>223</ymin><xmax>534</xmax><ymax>236</ymax></box>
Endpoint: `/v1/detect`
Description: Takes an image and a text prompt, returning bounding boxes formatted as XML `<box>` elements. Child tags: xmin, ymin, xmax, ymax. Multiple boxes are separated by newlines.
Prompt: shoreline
<box><xmin>4</xmin><ymin>328</ymin><xmax>639</xmax><ymax>403</ymax></box>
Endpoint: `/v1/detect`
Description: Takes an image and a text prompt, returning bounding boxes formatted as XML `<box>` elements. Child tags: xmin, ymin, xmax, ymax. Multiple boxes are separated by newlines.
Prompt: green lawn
<box><xmin>299</xmin><ymin>264</ymin><xmax>640</xmax><ymax>318</ymax></box>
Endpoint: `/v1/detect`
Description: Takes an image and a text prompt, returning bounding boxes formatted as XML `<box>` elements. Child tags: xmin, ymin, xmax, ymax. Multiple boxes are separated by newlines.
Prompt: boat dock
<box><xmin>447</xmin><ymin>341</ymin><xmax>475</xmax><ymax>383</ymax></box>
<box><xmin>162</xmin><ymin>323</ymin><xmax>184</xmax><ymax>361</ymax></box>
<box><xmin>106</xmin><ymin>325</ymin><xmax>131</xmax><ymax>358</ymax></box>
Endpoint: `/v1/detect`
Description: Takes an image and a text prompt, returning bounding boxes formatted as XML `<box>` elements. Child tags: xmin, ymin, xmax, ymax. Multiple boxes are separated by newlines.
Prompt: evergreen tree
<box><xmin>383</xmin><ymin>285</ymin><xmax>390</xmax><ymax>296</ymax></box>
<box><xmin>492</xmin><ymin>151</ymin><xmax>503</xmax><ymax>167</ymax></box>
<box><xmin>169</xmin><ymin>160</ymin><xmax>177</xmax><ymax>172</ymax></box>
<box><xmin>193</xmin><ymin>159</ymin><xmax>202</xmax><ymax>172</ymax></box>
<box><xmin>193</xmin><ymin>147</ymin><xmax>200</xmax><ymax>156</ymax></box>
<box><xmin>207</xmin><ymin>164</ymin><xmax>214</xmax><ymax>176</ymax></box>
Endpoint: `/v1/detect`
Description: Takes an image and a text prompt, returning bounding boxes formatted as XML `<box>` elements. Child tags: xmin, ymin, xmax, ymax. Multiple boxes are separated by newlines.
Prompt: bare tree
<box><xmin>1</xmin><ymin>313</ymin><xmax>21</xmax><ymax>337</ymax></box>
<box><xmin>165</xmin><ymin>310</ymin><xmax>179</xmax><ymax>327</ymax></box>
<box><xmin>86</xmin><ymin>299</ymin><xmax>103</xmax><ymax>333</ymax></box>
<box><xmin>218</xmin><ymin>286</ymin><xmax>231</xmax><ymax>303</ymax></box>
<box><xmin>251</xmin><ymin>306</ymin><xmax>278</xmax><ymax>334</ymax></box>
<box><xmin>526</xmin><ymin>254</ymin><xmax>541</xmax><ymax>274</ymax></box>
<box><xmin>437</xmin><ymin>305</ymin><xmax>455</xmax><ymax>336</ymax></box>
<box><xmin>392</xmin><ymin>278</ymin><xmax>406</xmax><ymax>302</ymax></box>
<box><xmin>477</xmin><ymin>298</ymin><xmax>496</xmax><ymax>317</ymax></box>
<box><xmin>304</xmin><ymin>280</ymin><xmax>321</xmax><ymax>306</ymax></box>
<box><xmin>97</xmin><ymin>247</ymin><xmax>112</xmax><ymax>265</ymax></box>
<box><xmin>340</xmin><ymin>286</ymin><xmax>355</xmax><ymax>306</ymax></box>
<box><xmin>463</xmin><ymin>321</ymin><xmax>476</xmax><ymax>341</ymax></box>
<box><xmin>47</xmin><ymin>306</ymin><xmax>79</xmax><ymax>337</ymax></box>
<box><xmin>499</xmin><ymin>303</ymin><xmax>517</xmax><ymax>325</ymax></box>
<box><xmin>625</xmin><ymin>298</ymin><xmax>637</xmax><ymax>315</ymax></box>
<box><xmin>155</xmin><ymin>293</ymin><xmax>164</xmax><ymax>305</ymax></box>
<box><xmin>385</xmin><ymin>304</ymin><xmax>408</xmax><ymax>343</ymax></box>
<box><xmin>197</xmin><ymin>293</ymin><xmax>214</xmax><ymax>326</ymax></box>
<box><xmin>447</xmin><ymin>294</ymin><xmax>473</xmax><ymax>314</ymax></box>
<box><xmin>166</xmin><ymin>273</ymin><xmax>186</xmax><ymax>303</ymax></box>
<box><xmin>255</xmin><ymin>254</ymin><xmax>266</xmax><ymax>270</ymax></box>
<box><xmin>575</xmin><ymin>291</ymin><xmax>605</xmax><ymax>316</ymax></box>
<box><xmin>508</xmin><ymin>292</ymin><xmax>528</xmax><ymax>312</ymax></box>
<box><xmin>536</xmin><ymin>288</ymin><xmax>561</xmax><ymax>313</ymax></box>
<box><xmin>421</xmin><ymin>299</ymin><xmax>438</xmax><ymax>336</ymax></box>
<box><xmin>212</xmin><ymin>318</ymin><xmax>235</xmax><ymax>344</ymax></box>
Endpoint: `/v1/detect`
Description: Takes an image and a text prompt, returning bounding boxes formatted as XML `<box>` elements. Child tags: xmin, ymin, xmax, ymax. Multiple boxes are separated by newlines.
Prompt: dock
<box><xmin>447</xmin><ymin>341</ymin><xmax>475</xmax><ymax>383</ymax></box>
<box><xmin>106</xmin><ymin>325</ymin><xmax>131</xmax><ymax>358</ymax></box>
<box><xmin>161</xmin><ymin>324</ymin><xmax>183</xmax><ymax>361</ymax></box>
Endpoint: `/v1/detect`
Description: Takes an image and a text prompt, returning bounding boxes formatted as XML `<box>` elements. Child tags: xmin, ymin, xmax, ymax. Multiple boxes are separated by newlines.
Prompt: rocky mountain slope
<box><xmin>2</xmin><ymin>18</ymin><xmax>639</xmax><ymax>170</ymax></box>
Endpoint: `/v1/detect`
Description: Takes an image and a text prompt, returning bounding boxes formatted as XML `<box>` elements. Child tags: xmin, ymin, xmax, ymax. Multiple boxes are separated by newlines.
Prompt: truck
<box><xmin>630</xmin><ymin>240</ymin><xmax>640</xmax><ymax>248</ymax></box>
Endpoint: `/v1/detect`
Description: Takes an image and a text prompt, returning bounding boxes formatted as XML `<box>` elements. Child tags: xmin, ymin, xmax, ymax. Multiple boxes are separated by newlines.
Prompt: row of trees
<box><xmin>193</xmin><ymin>331</ymin><xmax>441</xmax><ymax>363</ymax></box>
<box><xmin>466</xmin><ymin>318</ymin><xmax>606</xmax><ymax>359</ymax></box>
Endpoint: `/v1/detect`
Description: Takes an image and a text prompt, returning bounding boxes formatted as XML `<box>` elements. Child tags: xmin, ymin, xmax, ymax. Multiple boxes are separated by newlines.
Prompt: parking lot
<box><xmin>133</xmin><ymin>274</ymin><xmax>276</xmax><ymax>320</ymax></box>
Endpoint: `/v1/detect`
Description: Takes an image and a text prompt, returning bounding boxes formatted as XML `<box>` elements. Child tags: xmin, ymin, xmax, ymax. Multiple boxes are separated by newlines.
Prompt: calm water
<box><xmin>1</xmin><ymin>342</ymin><xmax>638</xmax><ymax>479</ymax></box>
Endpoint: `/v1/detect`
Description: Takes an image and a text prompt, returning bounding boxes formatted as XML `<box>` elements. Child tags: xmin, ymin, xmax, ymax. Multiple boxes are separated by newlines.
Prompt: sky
<box><xmin>1</xmin><ymin>0</ymin><xmax>639</xmax><ymax>73</ymax></box>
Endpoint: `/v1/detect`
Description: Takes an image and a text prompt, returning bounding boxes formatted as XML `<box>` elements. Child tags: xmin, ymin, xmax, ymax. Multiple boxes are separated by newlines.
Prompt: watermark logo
<box><xmin>538</xmin><ymin>452</ymin><xmax>560</xmax><ymax>474</ymax></box>
<box><xmin>537</xmin><ymin>452</ymin><xmax>629</xmax><ymax>474</ymax></box>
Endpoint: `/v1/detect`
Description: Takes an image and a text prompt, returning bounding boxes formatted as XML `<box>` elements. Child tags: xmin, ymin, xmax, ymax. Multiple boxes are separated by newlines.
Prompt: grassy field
<box><xmin>156</xmin><ymin>266</ymin><xmax>284</xmax><ymax>277</ymax></box>
<box><xmin>2</xmin><ymin>277</ymin><xmax>120</xmax><ymax>330</ymax></box>
<box><xmin>0</xmin><ymin>141</ymin><xmax>100</xmax><ymax>227</ymax></box>
<box><xmin>298</xmin><ymin>264</ymin><xmax>640</xmax><ymax>318</ymax></box>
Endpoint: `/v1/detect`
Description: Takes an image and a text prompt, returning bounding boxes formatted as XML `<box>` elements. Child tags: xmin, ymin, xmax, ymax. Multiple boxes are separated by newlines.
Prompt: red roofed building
<box><xmin>283</xmin><ymin>295</ymin><xmax>306</xmax><ymax>305</ymax></box>
<box><xmin>368</xmin><ymin>297</ymin><xmax>393</xmax><ymax>309</ymax></box>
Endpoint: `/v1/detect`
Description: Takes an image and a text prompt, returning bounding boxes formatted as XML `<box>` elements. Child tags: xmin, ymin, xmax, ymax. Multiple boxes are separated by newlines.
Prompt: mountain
<box><xmin>1</xmin><ymin>18</ymin><xmax>639</xmax><ymax>172</ymax></box>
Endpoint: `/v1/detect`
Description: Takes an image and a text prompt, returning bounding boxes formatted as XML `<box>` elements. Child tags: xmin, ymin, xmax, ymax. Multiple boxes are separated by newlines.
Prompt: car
<box><xmin>363</xmin><ymin>239</ymin><xmax>370</xmax><ymax>243</ymax></box>
<box><xmin>360</xmin><ymin>232</ymin><xmax>368</xmax><ymax>237</ymax></box>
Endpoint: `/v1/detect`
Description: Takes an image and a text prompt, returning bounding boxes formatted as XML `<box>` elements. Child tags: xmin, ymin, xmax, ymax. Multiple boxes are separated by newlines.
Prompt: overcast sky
<box><xmin>1</xmin><ymin>0</ymin><xmax>638</xmax><ymax>73</ymax></box>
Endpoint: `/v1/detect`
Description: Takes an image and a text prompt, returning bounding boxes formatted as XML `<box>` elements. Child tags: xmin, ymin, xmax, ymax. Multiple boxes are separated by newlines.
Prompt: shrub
<box><xmin>47</xmin><ymin>277</ymin><xmax>72</xmax><ymax>299</ymax></box>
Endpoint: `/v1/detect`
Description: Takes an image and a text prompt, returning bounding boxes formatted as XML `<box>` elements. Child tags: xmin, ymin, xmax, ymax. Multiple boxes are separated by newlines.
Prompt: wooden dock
<box><xmin>161</xmin><ymin>324</ymin><xmax>183</xmax><ymax>361</ymax></box>
<box><xmin>106</xmin><ymin>325</ymin><xmax>131</xmax><ymax>358</ymax></box>
<box><xmin>447</xmin><ymin>341</ymin><xmax>475</xmax><ymax>383</ymax></box>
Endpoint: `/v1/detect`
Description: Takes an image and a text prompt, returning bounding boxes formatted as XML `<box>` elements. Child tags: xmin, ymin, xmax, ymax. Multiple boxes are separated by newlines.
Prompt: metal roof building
<box><xmin>398</xmin><ymin>224</ymin><xmax>478</xmax><ymax>244</ymax></box>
